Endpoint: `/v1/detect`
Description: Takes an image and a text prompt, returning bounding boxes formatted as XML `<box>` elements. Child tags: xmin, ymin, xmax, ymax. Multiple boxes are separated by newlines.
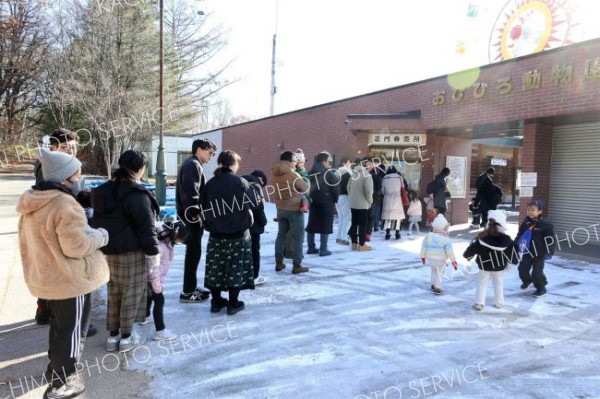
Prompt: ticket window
<box><xmin>369</xmin><ymin>146</ymin><xmax>422</xmax><ymax>191</ymax></box>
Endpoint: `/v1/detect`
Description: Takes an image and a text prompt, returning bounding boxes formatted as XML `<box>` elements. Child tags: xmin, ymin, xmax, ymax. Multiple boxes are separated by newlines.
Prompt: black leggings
<box><xmin>251</xmin><ymin>233</ymin><xmax>260</xmax><ymax>279</ymax></box>
<box><xmin>210</xmin><ymin>288</ymin><xmax>240</xmax><ymax>305</ymax></box>
<box><xmin>146</xmin><ymin>291</ymin><xmax>165</xmax><ymax>331</ymax></box>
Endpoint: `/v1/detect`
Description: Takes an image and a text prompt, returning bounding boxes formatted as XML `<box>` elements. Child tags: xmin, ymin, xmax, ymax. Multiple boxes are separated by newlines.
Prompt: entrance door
<box><xmin>369</xmin><ymin>146</ymin><xmax>422</xmax><ymax>191</ymax></box>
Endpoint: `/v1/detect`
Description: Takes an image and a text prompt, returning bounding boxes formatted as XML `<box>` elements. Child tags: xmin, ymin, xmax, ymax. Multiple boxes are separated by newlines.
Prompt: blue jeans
<box><xmin>307</xmin><ymin>233</ymin><xmax>329</xmax><ymax>251</ymax></box>
<box><xmin>275</xmin><ymin>210</ymin><xmax>305</xmax><ymax>266</ymax></box>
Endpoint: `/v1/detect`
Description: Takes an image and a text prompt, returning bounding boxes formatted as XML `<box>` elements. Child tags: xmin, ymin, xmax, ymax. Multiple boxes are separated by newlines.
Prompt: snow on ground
<box><xmin>116</xmin><ymin>203</ymin><xmax>600</xmax><ymax>399</ymax></box>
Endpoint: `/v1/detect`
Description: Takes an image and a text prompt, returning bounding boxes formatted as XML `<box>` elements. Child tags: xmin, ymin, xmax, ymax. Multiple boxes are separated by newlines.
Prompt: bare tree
<box><xmin>41</xmin><ymin>0</ymin><xmax>159</xmax><ymax>176</ymax></box>
<box><xmin>163</xmin><ymin>0</ymin><xmax>234</xmax><ymax>134</ymax></box>
<box><xmin>0</xmin><ymin>0</ymin><xmax>50</xmax><ymax>144</ymax></box>
<box><xmin>36</xmin><ymin>0</ymin><xmax>236</xmax><ymax>176</ymax></box>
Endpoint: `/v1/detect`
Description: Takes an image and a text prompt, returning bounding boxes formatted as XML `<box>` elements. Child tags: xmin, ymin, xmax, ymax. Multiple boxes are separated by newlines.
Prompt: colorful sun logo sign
<box><xmin>489</xmin><ymin>0</ymin><xmax>574</xmax><ymax>62</ymax></box>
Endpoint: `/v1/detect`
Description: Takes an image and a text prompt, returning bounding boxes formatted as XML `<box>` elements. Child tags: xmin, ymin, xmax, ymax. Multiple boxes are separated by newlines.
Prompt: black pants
<box><xmin>349</xmin><ymin>209</ymin><xmax>369</xmax><ymax>245</ymax></box>
<box><xmin>479</xmin><ymin>201</ymin><xmax>497</xmax><ymax>227</ymax></box>
<box><xmin>251</xmin><ymin>233</ymin><xmax>261</xmax><ymax>279</ymax></box>
<box><xmin>518</xmin><ymin>256</ymin><xmax>547</xmax><ymax>290</ymax></box>
<box><xmin>146</xmin><ymin>290</ymin><xmax>166</xmax><ymax>331</ymax></box>
<box><xmin>183</xmin><ymin>222</ymin><xmax>204</xmax><ymax>293</ymax></box>
<box><xmin>45</xmin><ymin>294</ymin><xmax>91</xmax><ymax>387</ymax></box>
<box><xmin>366</xmin><ymin>202</ymin><xmax>376</xmax><ymax>234</ymax></box>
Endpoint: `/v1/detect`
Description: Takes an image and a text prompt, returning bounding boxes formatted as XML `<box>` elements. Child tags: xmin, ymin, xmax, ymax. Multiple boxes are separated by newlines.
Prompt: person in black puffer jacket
<box><xmin>201</xmin><ymin>151</ymin><xmax>257</xmax><ymax>316</ymax></box>
<box><xmin>432</xmin><ymin>167</ymin><xmax>451</xmax><ymax>215</ymax></box>
<box><xmin>463</xmin><ymin>210</ymin><xmax>518</xmax><ymax>311</ymax></box>
<box><xmin>241</xmin><ymin>170</ymin><xmax>268</xmax><ymax>285</ymax></box>
<box><xmin>91</xmin><ymin>150</ymin><xmax>159</xmax><ymax>353</ymax></box>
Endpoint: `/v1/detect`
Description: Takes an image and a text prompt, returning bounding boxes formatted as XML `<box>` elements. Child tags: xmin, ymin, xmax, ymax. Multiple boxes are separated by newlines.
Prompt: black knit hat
<box><xmin>250</xmin><ymin>169</ymin><xmax>267</xmax><ymax>187</ymax></box>
<box><xmin>280</xmin><ymin>150</ymin><xmax>294</xmax><ymax>161</ymax></box>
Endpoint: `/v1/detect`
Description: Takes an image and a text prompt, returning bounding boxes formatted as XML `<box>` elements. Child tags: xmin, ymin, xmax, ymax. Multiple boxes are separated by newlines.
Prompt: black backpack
<box><xmin>426</xmin><ymin>180</ymin><xmax>438</xmax><ymax>195</ymax></box>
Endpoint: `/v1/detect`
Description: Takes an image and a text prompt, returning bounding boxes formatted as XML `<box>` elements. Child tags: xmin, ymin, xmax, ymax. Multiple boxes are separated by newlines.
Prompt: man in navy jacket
<box><xmin>175</xmin><ymin>138</ymin><xmax>217</xmax><ymax>302</ymax></box>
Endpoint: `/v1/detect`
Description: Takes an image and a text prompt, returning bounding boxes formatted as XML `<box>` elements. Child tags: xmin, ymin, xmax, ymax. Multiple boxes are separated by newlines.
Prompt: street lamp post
<box><xmin>155</xmin><ymin>0</ymin><xmax>167</xmax><ymax>205</ymax></box>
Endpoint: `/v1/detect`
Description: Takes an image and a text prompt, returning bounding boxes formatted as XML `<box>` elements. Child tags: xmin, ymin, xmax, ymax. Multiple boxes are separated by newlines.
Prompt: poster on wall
<box><xmin>446</xmin><ymin>156</ymin><xmax>467</xmax><ymax>198</ymax></box>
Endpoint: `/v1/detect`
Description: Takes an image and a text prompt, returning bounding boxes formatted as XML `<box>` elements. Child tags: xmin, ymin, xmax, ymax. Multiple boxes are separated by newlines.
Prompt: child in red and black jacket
<box><xmin>514</xmin><ymin>199</ymin><xmax>555</xmax><ymax>298</ymax></box>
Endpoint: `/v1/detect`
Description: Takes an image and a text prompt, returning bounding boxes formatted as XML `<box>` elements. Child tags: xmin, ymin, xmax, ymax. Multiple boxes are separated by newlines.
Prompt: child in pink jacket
<box><xmin>406</xmin><ymin>190</ymin><xmax>423</xmax><ymax>235</ymax></box>
<box><xmin>143</xmin><ymin>220</ymin><xmax>187</xmax><ymax>341</ymax></box>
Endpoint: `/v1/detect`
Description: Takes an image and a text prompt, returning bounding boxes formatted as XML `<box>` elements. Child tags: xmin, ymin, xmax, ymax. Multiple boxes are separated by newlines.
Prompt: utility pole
<box><xmin>155</xmin><ymin>0</ymin><xmax>167</xmax><ymax>205</ymax></box>
<box><xmin>269</xmin><ymin>33</ymin><xmax>277</xmax><ymax>116</ymax></box>
<box><xmin>269</xmin><ymin>0</ymin><xmax>279</xmax><ymax>116</ymax></box>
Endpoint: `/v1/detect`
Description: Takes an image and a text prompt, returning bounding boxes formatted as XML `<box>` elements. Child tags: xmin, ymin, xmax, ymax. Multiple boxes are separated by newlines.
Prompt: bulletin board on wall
<box><xmin>446</xmin><ymin>156</ymin><xmax>467</xmax><ymax>198</ymax></box>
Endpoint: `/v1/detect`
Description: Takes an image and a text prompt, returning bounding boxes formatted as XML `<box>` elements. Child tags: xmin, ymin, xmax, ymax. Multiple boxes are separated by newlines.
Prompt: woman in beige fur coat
<box><xmin>17</xmin><ymin>148</ymin><xmax>109</xmax><ymax>399</ymax></box>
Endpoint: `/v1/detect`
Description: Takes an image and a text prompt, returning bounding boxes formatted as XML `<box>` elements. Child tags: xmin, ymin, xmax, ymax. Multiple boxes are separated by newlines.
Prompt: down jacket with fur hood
<box><xmin>270</xmin><ymin>160</ymin><xmax>309</xmax><ymax>212</ymax></box>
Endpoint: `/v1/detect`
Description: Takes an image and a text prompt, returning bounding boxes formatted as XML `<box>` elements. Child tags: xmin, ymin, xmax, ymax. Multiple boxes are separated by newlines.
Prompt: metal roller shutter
<box><xmin>550</xmin><ymin>122</ymin><xmax>600</xmax><ymax>247</ymax></box>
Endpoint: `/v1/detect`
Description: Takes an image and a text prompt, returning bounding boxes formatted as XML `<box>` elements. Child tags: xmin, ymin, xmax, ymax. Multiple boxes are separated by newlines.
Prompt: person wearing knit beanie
<box><xmin>16</xmin><ymin>148</ymin><xmax>109</xmax><ymax>398</ymax></box>
<box><xmin>38</xmin><ymin>148</ymin><xmax>82</xmax><ymax>184</ymax></box>
<box><xmin>464</xmin><ymin>209</ymin><xmax>517</xmax><ymax>311</ymax></box>
<box><xmin>487</xmin><ymin>209</ymin><xmax>508</xmax><ymax>232</ymax></box>
<box><xmin>250</xmin><ymin>169</ymin><xmax>268</xmax><ymax>187</ymax></box>
<box><xmin>431</xmin><ymin>214</ymin><xmax>450</xmax><ymax>233</ymax></box>
<box><xmin>294</xmin><ymin>148</ymin><xmax>306</xmax><ymax>164</ymax></box>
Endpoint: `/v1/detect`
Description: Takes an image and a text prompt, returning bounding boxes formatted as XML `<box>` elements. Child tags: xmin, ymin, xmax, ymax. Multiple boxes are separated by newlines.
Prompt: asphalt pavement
<box><xmin>0</xmin><ymin>174</ymin><xmax>154</xmax><ymax>399</ymax></box>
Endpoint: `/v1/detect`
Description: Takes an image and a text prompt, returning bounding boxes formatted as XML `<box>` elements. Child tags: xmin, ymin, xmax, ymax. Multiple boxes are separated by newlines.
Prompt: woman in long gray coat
<box><xmin>347</xmin><ymin>158</ymin><xmax>374</xmax><ymax>250</ymax></box>
<box><xmin>381</xmin><ymin>166</ymin><xmax>406</xmax><ymax>240</ymax></box>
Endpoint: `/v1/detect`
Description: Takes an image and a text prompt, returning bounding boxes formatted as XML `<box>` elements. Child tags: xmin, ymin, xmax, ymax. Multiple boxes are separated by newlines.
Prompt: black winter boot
<box><xmin>385</xmin><ymin>229</ymin><xmax>391</xmax><ymax>240</ymax></box>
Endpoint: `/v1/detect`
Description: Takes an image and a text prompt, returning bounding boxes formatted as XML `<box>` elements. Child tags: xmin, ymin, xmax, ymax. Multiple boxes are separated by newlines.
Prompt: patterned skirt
<box><xmin>204</xmin><ymin>235</ymin><xmax>255</xmax><ymax>291</ymax></box>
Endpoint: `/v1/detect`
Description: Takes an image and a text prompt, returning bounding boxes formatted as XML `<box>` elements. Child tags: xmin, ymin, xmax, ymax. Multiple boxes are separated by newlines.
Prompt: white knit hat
<box><xmin>293</xmin><ymin>150</ymin><xmax>306</xmax><ymax>163</ymax></box>
<box><xmin>38</xmin><ymin>148</ymin><xmax>81</xmax><ymax>183</ymax></box>
<box><xmin>487</xmin><ymin>209</ymin><xmax>508</xmax><ymax>231</ymax></box>
<box><xmin>431</xmin><ymin>214</ymin><xmax>449</xmax><ymax>230</ymax></box>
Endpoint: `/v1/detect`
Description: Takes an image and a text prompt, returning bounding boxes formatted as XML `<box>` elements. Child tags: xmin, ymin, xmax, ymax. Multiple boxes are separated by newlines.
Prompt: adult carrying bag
<box><xmin>426</xmin><ymin>180</ymin><xmax>438</xmax><ymax>195</ymax></box>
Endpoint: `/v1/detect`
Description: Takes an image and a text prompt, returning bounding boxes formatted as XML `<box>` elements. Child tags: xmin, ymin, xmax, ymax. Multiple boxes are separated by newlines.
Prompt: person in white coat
<box><xmin>335</xmin><ymin>158</ymin><xmax>353</xmax><ymax>245</ymax></box>
<box><xmin>18</xmin><ymin>149</ymin><xmax>110</xmax><ymax>398</ymax></box>
<box><xmin>381</xmin><ymin>166</ymin><xmax>406</xmax><ymax>240</ymax></box>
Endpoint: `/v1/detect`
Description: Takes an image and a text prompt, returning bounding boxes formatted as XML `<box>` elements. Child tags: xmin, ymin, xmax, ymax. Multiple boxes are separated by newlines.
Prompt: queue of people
<box><xmin>16</xmin><ymin>130</ymin><xmax>554</xmax><ymax>399</ymax></box>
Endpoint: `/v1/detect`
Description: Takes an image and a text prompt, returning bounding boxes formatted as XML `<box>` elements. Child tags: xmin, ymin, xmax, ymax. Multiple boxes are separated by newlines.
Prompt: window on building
<box><xmin>177</xmin><ymin>151</ymin><xmax>192</xmax><ymax>168</ymax></box>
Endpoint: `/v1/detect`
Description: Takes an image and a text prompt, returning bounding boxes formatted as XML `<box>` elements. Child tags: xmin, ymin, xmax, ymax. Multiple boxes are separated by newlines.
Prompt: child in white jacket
<box><xmin>144</xmin><ymin>220</ymin><xmax>187</xmax><ymax>341</ymax></box>
<box><xmin>420</xmin><ymin>214</ymin><xmax>457</xmax><ymax>295</ymax></box>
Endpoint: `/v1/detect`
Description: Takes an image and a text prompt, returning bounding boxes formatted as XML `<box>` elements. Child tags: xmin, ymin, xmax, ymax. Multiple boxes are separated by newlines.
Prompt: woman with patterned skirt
<box><xmin>201</xmin><ymin>151</ymin><xmax>256</xmax><ymax>315</ymax></box>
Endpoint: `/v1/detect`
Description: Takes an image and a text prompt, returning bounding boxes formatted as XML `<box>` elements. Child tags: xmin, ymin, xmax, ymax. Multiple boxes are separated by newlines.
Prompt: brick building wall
<box><xmin>519</xmin><ymin>122</ymin><xmax>554</xmax><ymax>220</ymax></box>
<box><xmin>219</xmin><ymin>39</ymin><xmax>600</xmax><ymax>224</ymax></box>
